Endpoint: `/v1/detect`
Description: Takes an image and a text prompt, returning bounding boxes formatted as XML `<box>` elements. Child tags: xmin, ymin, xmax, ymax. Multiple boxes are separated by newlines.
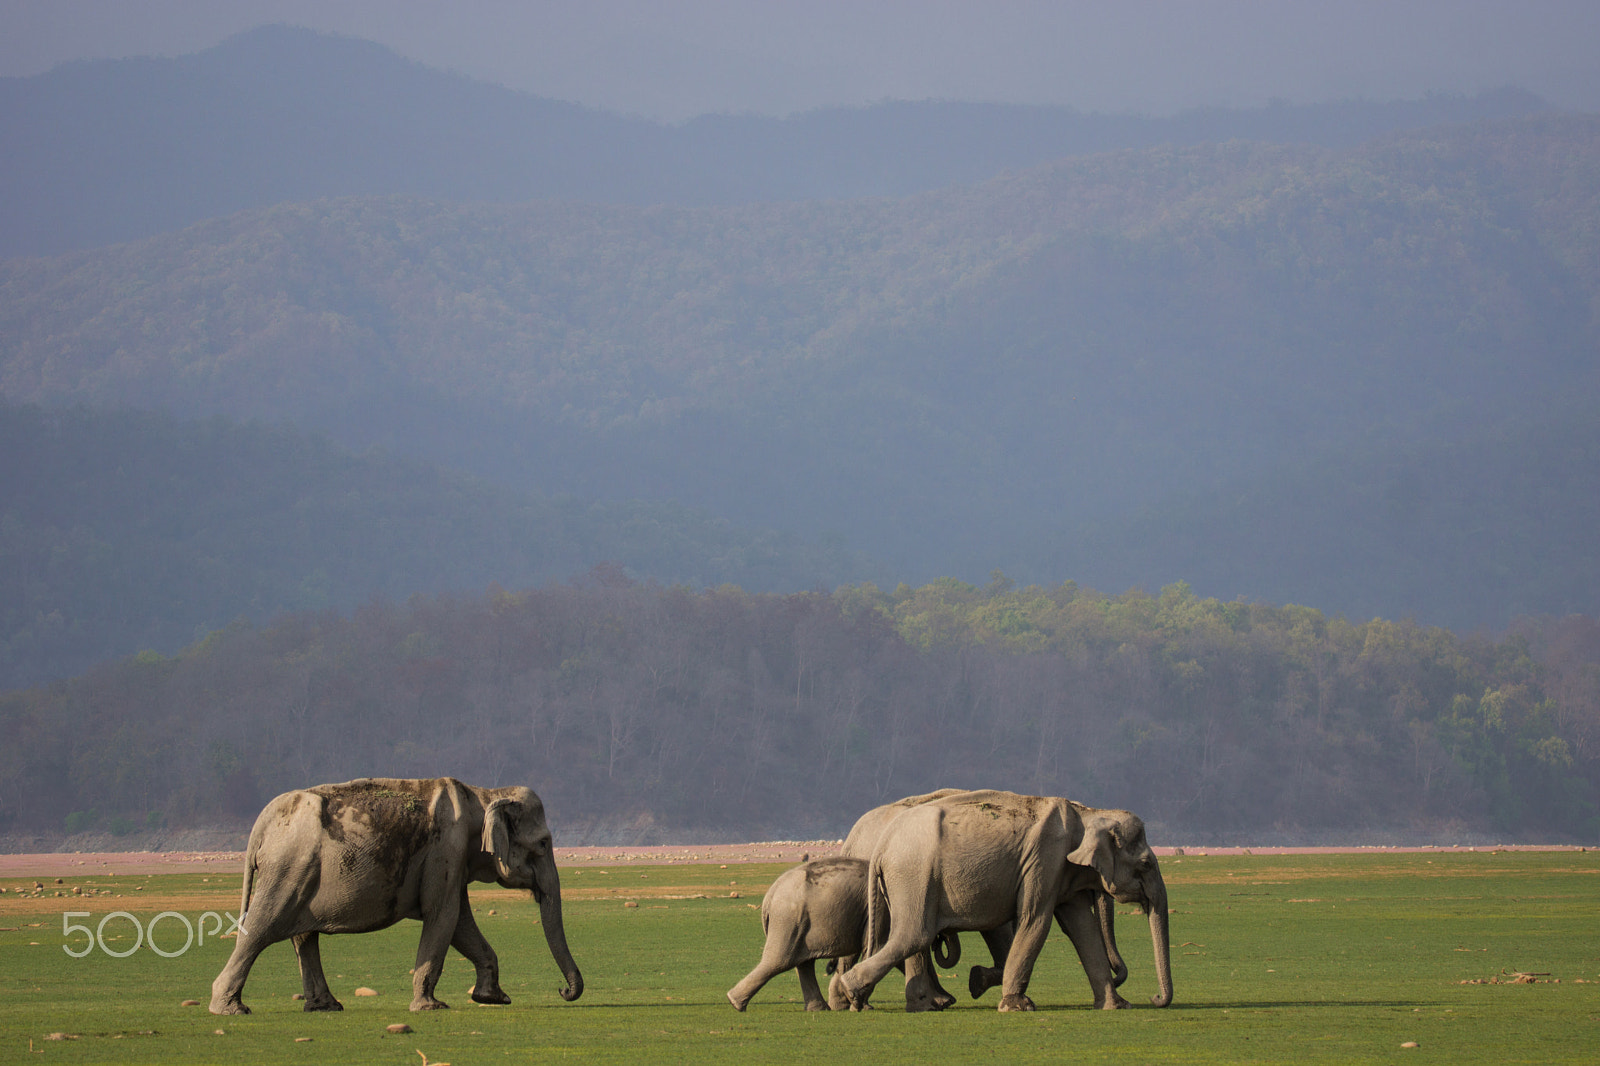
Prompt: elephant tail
<box><xmin>236</xmin><ymin>799</ymin><xmax>275</xmax><ymax>934</ymax></box>
<box><xmin>932</xmin><ymin>931</ymin><xmax>961</xmax><ymax>968</ymax></box>
<box><xmin>864</xmin><ymin>861</ymin><xmax>890</xmax><ymax>959</ymax></box>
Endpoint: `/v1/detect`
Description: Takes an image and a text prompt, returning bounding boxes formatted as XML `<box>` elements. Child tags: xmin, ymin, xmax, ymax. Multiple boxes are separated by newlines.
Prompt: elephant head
<box><xmin>1068</xmin><ymin>808</ymin><xmax>1172</xmax><ymax>1007</ymax></box>
<box><xmin>482</xmin><ymin>789</ymin><xmax>584</xmax><ymax>1001</ymax></box>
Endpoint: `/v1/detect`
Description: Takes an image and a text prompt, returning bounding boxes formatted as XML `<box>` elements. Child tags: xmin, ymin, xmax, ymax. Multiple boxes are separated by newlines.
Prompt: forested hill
<box><xmin>0</xmin><ymin>22</ymin><xmax>1550</xmax><ymax>257</ymax></box>
<box><xmin>4</xmin><ymin>114</ymin><xmax>1598</xmax><ymax>629</ymax></box>
<box><xmin>0</xmin><ymin>403</ymin><xmax>879</xmax><ymax>691</ymax></box>
<box><xmin>2</xmin><ymin>578</ymin><xmax>1595</xmax><ymax>845</ymax></box>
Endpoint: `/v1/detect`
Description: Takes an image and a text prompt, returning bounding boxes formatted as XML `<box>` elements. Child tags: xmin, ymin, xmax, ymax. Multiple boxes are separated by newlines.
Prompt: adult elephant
<box><xmin>833</xmin><ymin>789</ymin><xmax>985</xmax><ymax>1010</ymax></box>
<box><xmin>210</xmin><ymin>777</ymin><xmax>583</xmax><ymax>1015</ymax></box>
<box><xmin>836</xmin><ymin>790</ymin><xmax>1171</xmax><ymax>1012</ymax></box>
<box><xmin>835</xmin><ymin>789</ymin><xmax>1127</xmax><ymax>1010</ymax></box>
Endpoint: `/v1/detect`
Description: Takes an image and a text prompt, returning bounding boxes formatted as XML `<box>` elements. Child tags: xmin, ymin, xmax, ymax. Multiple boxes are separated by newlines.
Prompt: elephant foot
<box><xmin>302</xmin><ymin>995</ymin><xmax>344</xmax><ymax>1012</ymax></box>
<box><xmin>470</xmin><ymin>986</ymin><xmax>511</xmax><ymax>1006</ymax></box>
<box><xmin>1100</xmin><ymin>992</ymin><xmax>1131</xmax><ymax>1010</ymax></box>
<box><xmin>209</xmin><ymin>997</ymin><xmax>250</xmax><ymax>1016</ymax></box>
<box><xmin>804</xmin><ymin>1000</ymin><xmax>831</xmax><ymax>1012</ymax></box>
<box><xmin>997</xmin><ymin>993</ymin><xmax>1036</xmax><ymax>1012</ymax></box>
<box><xmin>726</xmin><ymin>990</ymin><xmax>748</xmax><ymax>1012</ymax></box>
<box><xmin>410</xmin><ymin>997</ymin><xmax>451</xmax><ymax>1011</ymax></box>
<box><xmin>969</xmin><ymin>965</ymin><xmax>1001</xmax><ymax>999</ymax></box>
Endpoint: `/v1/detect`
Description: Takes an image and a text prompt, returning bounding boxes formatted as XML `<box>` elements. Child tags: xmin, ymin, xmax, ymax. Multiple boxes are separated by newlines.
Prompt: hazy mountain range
<box><xmin>0</xmin><ymin>24</ymin><xmax>1552</xmax><ymax>258</ymax></box>
<box><xmin>2</xmin><ymin>26</ymin><xmax>1597</xmax><ymax>693</ymax></box>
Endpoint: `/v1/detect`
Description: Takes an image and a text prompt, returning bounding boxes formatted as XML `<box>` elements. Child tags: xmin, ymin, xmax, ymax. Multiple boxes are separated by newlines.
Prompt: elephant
<box><xmin>726</xmin><ymin>857</ymin><xmax>960</xmax><ymax>1011</ymax></box>
<box><xmin>835</xmin><ymin>789</ymin><xmax>1172</xmax><ymax>1013</ymax></box>
<box><xmin>209</xmin><ymin>777</ymin><xmax>583</xmax><ymax>1015</ymax></box>
<box><xmin>833</xmin><ymin>789</ymin><xmax>982</xmax><ymax>1010</ymax></box>
<box><xmin>834</xmin><ymin>789</ymin><xmax>1127</xmax><ymax>1010</ymax></box>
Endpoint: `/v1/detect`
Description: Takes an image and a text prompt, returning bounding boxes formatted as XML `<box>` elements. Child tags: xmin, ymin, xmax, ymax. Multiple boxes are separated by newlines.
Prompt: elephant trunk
<box><xmin>535</xmin><ymin>860</ymin><xmax>583</xmax><ymax>1002</ymax></box>
<box><xmin>1146</xmin><ymin>874</ymin><xmax>1172</xmax><ymax>1008</ymax></box>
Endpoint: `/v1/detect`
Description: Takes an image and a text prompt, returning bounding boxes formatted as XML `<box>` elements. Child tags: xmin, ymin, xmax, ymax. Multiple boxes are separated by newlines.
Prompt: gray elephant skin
<box><xmin>836</xmin><ymin>789</ymin><xmax>1126</xmax><ymax>1010</ymax></box>
<box><xmin>836</xmin><ymin>789</ymin><xmax>976</xmax><ymax>1010</ymax></box>
<box><xmin>837</xmin><ymin>789</ymin><xmax>1172</xmax><ymax>1013</ymax></box>
<box><xmin>726</xmin><ymin>856</ymin><xmax>960</xmax><ymax>1011</ymax></box>
<box><xmin>209</xmin><ymin>777</ymin><xmax>583</xmax><ymax>1015</ymax></box>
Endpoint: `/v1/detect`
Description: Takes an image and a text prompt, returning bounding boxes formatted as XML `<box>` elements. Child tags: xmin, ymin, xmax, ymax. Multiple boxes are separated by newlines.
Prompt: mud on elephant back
<box><xmin>209</xmin><ymin>777</ymin><xmax>583</xmax><ymax>1015</ymax></box>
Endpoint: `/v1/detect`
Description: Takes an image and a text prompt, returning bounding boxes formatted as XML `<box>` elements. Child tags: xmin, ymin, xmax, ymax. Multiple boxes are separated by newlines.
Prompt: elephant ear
<box><xmin>1068</xmin><ymin>826</ymin><xmax>1116</xmax><ymax>886</ymax></box>
<box><xmin>482</xmin><ymin>798</ymin><xmax>516</xmax><ymax>880</ymax></box>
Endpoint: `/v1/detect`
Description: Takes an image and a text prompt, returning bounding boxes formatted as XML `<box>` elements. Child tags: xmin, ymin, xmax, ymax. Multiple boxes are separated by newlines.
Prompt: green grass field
<box><xmin>3</xmin><ymin>852</ymin><xmax>1597</xmax><ymax>1064</ymax></box>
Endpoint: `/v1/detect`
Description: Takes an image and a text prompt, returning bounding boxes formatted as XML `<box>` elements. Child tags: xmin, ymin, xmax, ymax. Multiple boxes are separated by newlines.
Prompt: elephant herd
<box><xmin>727</xmin><ymin>787</ymin><xmax>1173</xmax><ymax>1013</ymax></box>
<box><xmin>207</xmin><ymin>778</ymin><xmax>1170</xmax><ymax>1018</ymax></box>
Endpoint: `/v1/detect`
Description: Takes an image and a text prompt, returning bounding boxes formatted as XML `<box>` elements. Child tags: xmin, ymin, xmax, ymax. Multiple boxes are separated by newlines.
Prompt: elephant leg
<box><xmin>903</xmin><ymin>949</ymin><xmax>954</xmax><ymax>1011</ymax></box>
<box><xmin>727</xmin><ymin>916</ymin><xmax>814</xmax><ymax>1011</ymax></box>
<box><xmin>796</xmin><ymin>959</ymin><xmax>830</xmax><ymax>1011</ymax></box>
<box><xmin>209</xmin><ymin>863</ymin><xmax>316</xmax><ymax>1015</ymax></box>
<box><xmin>726</xmin><ymin>956</ymin><xmax>792</xmax><ymax>1011</ymax></box>
<box><xmin>292</xmin><ymin>932</ymin><xmax>344</xmax><ymax>1011</ymax></box>
<box><xmin>827</xmin><ymin>966</ymin><xmax>857</xmax><ymax>1010</ymax></box>
<box><xmin>969</xmin><ymin>923</ymin><xmax>1014</xmax><ymax>999</ymax></box>
<box><xmin>410</xmin><ymin>887</ymin><xmax>464</xmax><ymax>1011</ymax></box>
<box><xmin>839</xmin><ymin>924</ymin><xmax>929</xmax><ymax>1011</ymax></box>
<box><xmin>1058</xmin><ymin>895</ymin><xmax>1128</xmax><ymax>1009</ymax></box>
<box><xmin>995</xmin><ymin>912</ymin><xmax>1053</xmax><ymax>1012</ymax></box>
<box><xmin>209</xmin><ymin>931</ymin><xmax>272</xmax><ymax>1015</ymax></box>
<box><xmin>1098</xmin><ymin>891</ymin><xmax>1129</xmax><ymax>988</ymax></box>
<box><xmin>451</xmin><ymin>900</ymin><xmax>510</xmax><ymax>1005</ymax></box>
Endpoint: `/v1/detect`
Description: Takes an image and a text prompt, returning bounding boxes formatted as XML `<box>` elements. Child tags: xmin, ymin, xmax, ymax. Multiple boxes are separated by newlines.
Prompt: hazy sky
<box><xmin>4</xmin><ymin>0</ymin><xmax>1598</xmax><ymax>121</ymax></box>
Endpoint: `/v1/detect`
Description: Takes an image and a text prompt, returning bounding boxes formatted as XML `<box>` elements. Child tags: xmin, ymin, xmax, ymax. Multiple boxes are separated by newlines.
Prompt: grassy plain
<box><xmin>2</xmin><ymin>852</ymin><xmax>1597</xmax><ymax>1064</ymax></box>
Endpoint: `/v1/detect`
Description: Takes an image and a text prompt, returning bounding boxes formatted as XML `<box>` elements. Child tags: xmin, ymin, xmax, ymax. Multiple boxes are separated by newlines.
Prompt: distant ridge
<box><xmin>3</xmin><ymin>115</ymin><xmax>1597</xmax><ymax>630</ymax></box>
<box><xmin>0</xmin><ymin>23</ymin><xmax>1552</xmax><ymax>256</ymax></box>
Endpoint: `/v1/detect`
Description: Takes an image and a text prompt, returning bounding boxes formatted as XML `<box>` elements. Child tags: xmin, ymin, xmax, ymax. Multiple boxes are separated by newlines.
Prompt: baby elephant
<box><xmin>728</xmin><ymin>857</ymin><xmax>868</xmax><ymax>1011</ymax></box>
<box><xmin>727</xmin><ymin>857</ymin><xmax>953</xmax><ymax>1011</ymax></box>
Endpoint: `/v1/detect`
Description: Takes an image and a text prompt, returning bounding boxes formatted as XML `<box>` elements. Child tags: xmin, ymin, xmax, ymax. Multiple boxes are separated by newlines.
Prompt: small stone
<box><xmin>386</xmin><ymin>1023</ymin><xmax>413</xmax><ymax>1034</ymax></box>
<box><xmin>487</xmin><ymin>909</ymin><xmax>496</xmax><ymax>916</ymax></box>
<box><xmin>1402</xmin><ymin>1041</ymin><xmax>1419</xmax><ymax>1048</ymax></box>
<box><xmin>355</xmin><ymin>987</ymin><xmax>379</xmax><ymax>996</ymax></box>
<box><xmin>729</xmin><ymin>891</ymin><xmax>741</xmax><ymax>899</ymax></box>
<box><xmin>55</xmin><ymin>878</ymin><xmax>63</xmax><ymax>884</ymax></box>
<box><xmin>624</xmin><ymin>901</ymin><xmax>639</xmax><ymax>908</ymax></box>
<box><xmin>295</xmin><ymin>1036</ymin><xmax>313</xmax><ymax>1042</ymax></box>
<box><xmin>214</xmin><ymin>1029</ymin><xmax>226</xmax><ymax>1035</ymax></box>
<box><xmin>46</xmin><ymin>1033</ymin><xmax>78</xmax><ymax>1041</ymax></box>
<box><xmin>292</xmin><ymin>993</ymin><xmax>305</xmax><ymax>1000</ymax></box>
<box><xmin>181</xmin><ymin>999</ymin><xmax>201</xmax><ymax>1006</ymax></box>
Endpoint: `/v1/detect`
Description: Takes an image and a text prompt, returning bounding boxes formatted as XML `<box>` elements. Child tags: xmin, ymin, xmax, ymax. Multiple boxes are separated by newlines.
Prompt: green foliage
<box><xmin>3</xmin><ymin>576</ymin><xmax>1596</xmax><ymax>841</ymax></box>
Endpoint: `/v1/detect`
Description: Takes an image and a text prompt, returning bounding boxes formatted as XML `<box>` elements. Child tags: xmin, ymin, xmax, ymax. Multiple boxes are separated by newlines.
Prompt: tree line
<box><xmin>3</xmin><ymin>572</ymin><xmax>1594</xmax><ymax>843</ymax></box>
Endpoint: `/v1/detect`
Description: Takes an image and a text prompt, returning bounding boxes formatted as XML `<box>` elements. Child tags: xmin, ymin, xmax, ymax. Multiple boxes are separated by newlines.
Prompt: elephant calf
<box><xmin>728</xmin><ymin>857</ymin><xmax>868</xmax><ymax>1011</ymax></box>
<box><xmin>727</xmin><ymin>857</ymin><xmax>955</xmax><ymax>1011</ymax></box>
<box><xmin>210</xmin><ymin>777</ymin><xmax>582</xmax><ymax>1015</ymax></box>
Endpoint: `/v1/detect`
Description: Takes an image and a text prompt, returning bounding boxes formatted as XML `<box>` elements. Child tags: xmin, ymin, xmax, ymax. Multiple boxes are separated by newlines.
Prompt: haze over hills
<box><xmin>4</xmin><ymin>113</ymin><xmax>1598</xmax><ymax>634</ymax></box>
<box><xmin>3</xmin><ymin>22</ymin><xmax>1598</xmax><ymax>844</ymax></box>
<box><xmin>0</xmin><ymin>24</ymin><xmax>1553</xmax><ymax>257</ymax></box>
<box><xmin>0</xmin><ymin>402</ymin><xmax>882</xmax><ymax>692</ymax></box>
